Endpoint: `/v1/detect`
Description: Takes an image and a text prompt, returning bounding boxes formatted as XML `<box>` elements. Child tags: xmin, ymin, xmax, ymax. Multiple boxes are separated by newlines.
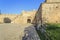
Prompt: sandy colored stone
<box><xmin>0</xmin><ymin>10</ymin><xmax>36</xmax><ymax>24</ymax></box>
<box><xmin>35</xmin><ymin>0</ymin><xmax>60</xmax><ymax>24</ymax></box>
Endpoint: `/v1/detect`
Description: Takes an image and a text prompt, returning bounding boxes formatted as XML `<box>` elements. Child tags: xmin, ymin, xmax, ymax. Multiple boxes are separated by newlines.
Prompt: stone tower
<box><xmin>35</xmin><ymin>0</ymin><xmax>60</xmax><ymax>24</ymax></box>
<box><xmin>41</xmin><ymin>0</ymin><xmax>60</xmax><ymax>23</ymax></box>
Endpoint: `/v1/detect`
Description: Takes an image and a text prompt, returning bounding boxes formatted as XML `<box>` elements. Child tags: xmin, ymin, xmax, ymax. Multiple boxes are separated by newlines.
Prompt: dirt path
<box><xmin>0</xmin><ymin>23</ymin><xmax>40</xmax><ymax>40</ymax></box>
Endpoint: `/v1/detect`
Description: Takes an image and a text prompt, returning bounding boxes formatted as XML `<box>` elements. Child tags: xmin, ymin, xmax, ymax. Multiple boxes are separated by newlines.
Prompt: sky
<box><xmin>0</xmin><ymin>0</ymin><xmax>45</xmax><ymax>14</ymax></box>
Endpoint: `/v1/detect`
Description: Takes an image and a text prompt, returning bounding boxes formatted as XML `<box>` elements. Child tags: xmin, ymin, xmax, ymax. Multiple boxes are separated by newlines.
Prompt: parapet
<box><xmin>46</xmin><ymin>0</ymin><xmax>60</xmax><ymax>3</ymax></box>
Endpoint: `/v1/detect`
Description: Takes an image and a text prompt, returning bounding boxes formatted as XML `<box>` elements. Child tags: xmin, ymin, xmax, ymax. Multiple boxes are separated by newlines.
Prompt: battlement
<box><xmin>46</xmin><ymin>0</ymin><xmax>60</xmax><ymax>3</ymax></box>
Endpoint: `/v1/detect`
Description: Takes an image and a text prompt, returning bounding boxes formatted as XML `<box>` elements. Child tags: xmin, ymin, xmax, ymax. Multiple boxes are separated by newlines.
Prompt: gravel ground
<box><xmin>0</xmin><ymin>23</ymin><xmax>26</xmax><ymax>40</ymax></box>
<box><xmin>0</xmin><ymin>23</ymin><xmax>40</xmax><ymax>40</ymax></box>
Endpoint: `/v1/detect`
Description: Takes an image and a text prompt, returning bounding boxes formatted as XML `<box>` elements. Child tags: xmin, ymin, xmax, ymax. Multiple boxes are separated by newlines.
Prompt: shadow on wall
<box><xmin>32</xmin><ymin>4</ymin><xmax>42</xmax><ymax>26</ymax></box>
<box><xmin>27</xmin><ymin>19</ymin><xmax>31</xmax><ymax>23</ymax></box>
<box><xmin>4</xmin><ymin>17</ymin><xmax>11</xmax><ymax>23</ymax></box>
<box><xmin>32</xmin><ymin>0</ymin><xmax>46</xmax><ymax>26</ymax></box>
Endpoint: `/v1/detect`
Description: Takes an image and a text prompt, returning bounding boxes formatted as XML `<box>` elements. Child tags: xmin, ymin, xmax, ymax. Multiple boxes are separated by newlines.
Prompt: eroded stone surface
<box><xmin>23</xmin><ymin>25</ymin><xmax>40</xmax><ymax>40</ymax></box>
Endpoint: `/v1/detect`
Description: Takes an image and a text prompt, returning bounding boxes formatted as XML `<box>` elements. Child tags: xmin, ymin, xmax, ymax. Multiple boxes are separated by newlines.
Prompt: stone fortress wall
<box><xmin>0</xmin><ymin>14</ymin><xmax>18</xmax><ymax>23</ymax></box>
<box><xmin>42</xmin><ymin>3</ymin><xmax>60</xmax><ymax>23</ymax></box>
<box><xmin>46</xmin><ymin>0</ymin><xmax>60</xmax><ymax>2</ymax></box>
<box><xmin>35</xmin><ymin>0</ymin><xmax>60</xmax><ymax>24</ymax></box>
<box><xmin>42</xmin><ymin>0</ymin><xmax>60</xmax><ymax>23</ymax></box>
<box><xmin>0</xmin><ymin>10</ymin><xmax>36</xmax><ymax>24</ymax></box>
<box><xmin>0</xmin><ymin>0</ymin><xmax>60</xmax><ymax>24</ymax></box>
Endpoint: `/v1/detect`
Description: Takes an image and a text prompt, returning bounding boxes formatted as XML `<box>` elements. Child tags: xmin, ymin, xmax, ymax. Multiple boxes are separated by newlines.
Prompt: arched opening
<box><xmin>4</xmin><ymin>17</ymin><xmax>11</xmax><ymax>23</ymax></box>
<box><xmin>27</xmin><ymin>19</ymin><xmax>31</xmax><ymax>23</ymax></box>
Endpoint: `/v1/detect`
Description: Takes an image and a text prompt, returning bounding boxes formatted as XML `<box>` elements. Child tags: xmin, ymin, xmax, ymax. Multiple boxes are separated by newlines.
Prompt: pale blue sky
<box><xmin>0</xmin><ymin>0</ymin><xmax>45</xmax><ymax>14</ymax></box>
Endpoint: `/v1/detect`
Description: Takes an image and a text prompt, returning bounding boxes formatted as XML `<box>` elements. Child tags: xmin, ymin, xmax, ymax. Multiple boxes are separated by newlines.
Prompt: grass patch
<box><xmin>46</xmin><ymin>23</ymin><xmax>60</xmax><ymax>40</ymax></box>
<box><xmin>36</xmin><ymin>23</ymin><xmax>60</xmax><ymax>40</ymax></box>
